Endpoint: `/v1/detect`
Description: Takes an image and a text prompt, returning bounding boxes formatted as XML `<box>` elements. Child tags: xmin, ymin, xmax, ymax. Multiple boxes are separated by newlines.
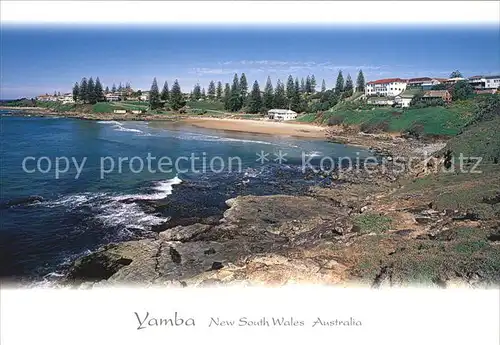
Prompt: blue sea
<box><xmin>0</xmin><ymin>110</ymin><xmax>371</xmax><ymax>284</ymax></box>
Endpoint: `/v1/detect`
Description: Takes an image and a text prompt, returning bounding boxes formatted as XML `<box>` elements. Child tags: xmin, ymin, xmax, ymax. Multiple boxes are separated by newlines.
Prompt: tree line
<box><xmin>162</xmin><ymin>69</ymin><xmax>366</xmax><ymax>114</ymax></box>
<box><xmin>72</xmin><ymin>77</ymin><xmax>106</xmax><ymax>104</ymax></box>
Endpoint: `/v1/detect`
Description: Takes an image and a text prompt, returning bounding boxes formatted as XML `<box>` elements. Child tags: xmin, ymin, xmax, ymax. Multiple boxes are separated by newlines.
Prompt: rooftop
<box><xmin>367</xmin><ymin>78</ymin><xmax>406</xmax><ymax>85</ymax></box>
<box><xmin>408</xmin><ymin>77</ymin><xmax>432</xmax><ymax>83</ymax></box>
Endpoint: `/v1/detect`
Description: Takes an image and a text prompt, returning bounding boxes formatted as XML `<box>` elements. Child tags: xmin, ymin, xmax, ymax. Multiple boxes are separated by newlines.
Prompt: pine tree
<box><xmin>450</xmin><ymin>70</ymin><xmax>463</xmax><ymax>78</ymax></box>
<box><xmin>95</xmin><ymin>77</ymin><xmax>104</xmax><ymax>102</ymax></box>
<box><xmin>202</xmin><ymin>88</ymin><xmax>206</xmax><ymax>99</ymax></box>
<box><xmin>149</xmin><ymin>77</ymin><xmax>161</xmax><ymax>110</ymax></box>
<box><xmin>118</xmin><ymin>83</ymin><xmax>123</xmax><ymax>92</ymax></box>
<box><xmin>311</xmin><ymin>75</ymin><xmax>317</xmax><ymax>93</ymax></box>
<box><xmin>291</xmin><ymin>78</ymin><xmax>301</xmax><ymax>111</ymax></box>
<box><xmin>80</xmin><ymin>78</ymin><xmax>88</xmax><ymax>103</ymax></box>
<box><xmin>263</xmin><ymin>76</ymin><xmax>274</xmax><ymax>110</ymax></box>
<box><xmin>208</xmin><ymin>80</ymin><xmax>216</xmax><ymax>100</ymax></box>
<box><xmin>105</xmin><ymin>86</ymin><xmax>110</xmax><ymax>94</ymax></box>
<box><xmin>343</xmin><ymin>74</ymin><xmax>354</xmax><ymax>98</ymax></box>
<box><xmin>192</xmin><ymin>84</ymin><xmax>202</xmax><ymax>100</ymax></box>
<box><xmin>274</xmin><ymin>79</ymin><xmax>287</xmax><ymax>109</ymax></box>
<box><xmin>239</xmin><ymin>73</ymin><xmax>248</xmax><ymax>102</ymax></box>
<box><xmin>356</xmin><ymin>70</ymin><xmax>365</xmax><ymax>92</ymax></box>
<box><xmin>300</xmin><ymin>78</ymin><xmax>306</xmax><ymax>94</ymax></box>
<box><xmin>335</xmin><ymin>70</ymin><xmax>344</xmax><ymax>94</ymax></box>
<box><xmin>321</xmin><ymin>79</ymin><xmax>326</xmax><ymax>93</ymax></box>
<box><xmin>286</xmin><ymin>75</ymin><xmax>295</xmax><ymax>106</ymax></box>
<box><xmin>216</xmin><ymin>81</ymin><xmax>223</xmax><ymax>100</ymax></box>
<box><xmin>111</xmin><ymin>83</ymin><xmax>117</xmax><ymax>93</ymax></box>
<box><xmin>248</xmin><ymin>80</ymin><xmax>262</xmax><ymax>114</ymax></box>
<box><xmin>223</xmin><ymin>83</ymin><xmax>231</xmax><ymax>110</ymax></box>
<box><xmin>72</xmin><ymin>82</ymin><xmax>80</xmax><ymax>102</ymax></box>
<box><xmin>229</xmin><ymin>74</ymin><xmax>242</xmax><ymax>112</ymax></box>
<box><xmin>160</xmin><ymin>81</ymin><xmax>170</xmax><ymax>101</ymax></box>
<box><xmin>305</xmin><ymin>75</ymin><xmax>312</xmax><ymax>93</ymax></box>
<box><xmin>87</xmin><ymin>77</ymin><xmax>96</xmax><ymax>104</ymax></box>
<box><xmin>170</xmin><ymin>79</ymin><xmax>184</xmax><ymax>111</ymax></box>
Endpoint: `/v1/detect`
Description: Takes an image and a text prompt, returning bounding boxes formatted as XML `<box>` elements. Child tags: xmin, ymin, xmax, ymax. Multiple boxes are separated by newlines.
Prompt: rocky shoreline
<box><xmin>57</xmin><ymin>133</ymin><xmax>500</xmax><ymax>289</ymax></box>
<box><xmin>4</xmin><ymin>108</ymin><xmax>498</xmax><ymax>288</ymax></box>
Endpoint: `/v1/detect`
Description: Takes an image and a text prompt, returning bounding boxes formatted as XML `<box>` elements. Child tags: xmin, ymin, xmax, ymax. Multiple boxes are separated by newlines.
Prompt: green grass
<box><xmin>296</xmin><ymin>113</ymin><xmax>318</xmax><ymax>123</ymax></box>
<box><xmin>186</xmin><ymin>100</ymin><xmax>225</xmax><ymax>111</ymax></box>
<box><xmin>317</xmin><ymin>99</ymin><xmax>476</xmax><ymax>136</ymax></box>
<box><xmin>353</xmin><ymin>213</ymin><xmax>392</xmax><ymax>234</ymax></box>
<box><xmin>111</xmin><ymin>102</ymin><xmax>148</xmax><ymax>111</ymax></box>
<box><xmin>92</xmin><ymin>103</ymin><xmax>115</xmax><ymax>113</ymax></box>
<box><xmin>443</xmin><ymin>117</ymin><xmax>500</xmax><ymax>163</ymax></box>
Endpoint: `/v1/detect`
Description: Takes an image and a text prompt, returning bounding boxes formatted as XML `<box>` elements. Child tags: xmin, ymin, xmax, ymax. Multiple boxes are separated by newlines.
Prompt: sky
<box><xmin>1</xmin><ymin>25</ymin><xmax>499</xmax><ymax>99</ymax></box>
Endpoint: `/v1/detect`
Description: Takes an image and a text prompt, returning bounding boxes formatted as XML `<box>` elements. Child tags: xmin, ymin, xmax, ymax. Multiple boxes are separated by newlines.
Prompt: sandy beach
<box><xmin>181</xmin><ymin>117</ymin><xmax>326</xmax><ymax>138</ymax></box>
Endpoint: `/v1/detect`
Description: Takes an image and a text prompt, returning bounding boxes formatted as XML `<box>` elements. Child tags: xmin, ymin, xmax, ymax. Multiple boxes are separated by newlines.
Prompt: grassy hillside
<box><xmin>313</xmin><ymin>100</ymin><xmax>476</xmax><ymax>136</ymax></box>
<box><xmin>442</xmin><ymin>114</ymin><xmax>500</xmax><ymax>163</ymax></box>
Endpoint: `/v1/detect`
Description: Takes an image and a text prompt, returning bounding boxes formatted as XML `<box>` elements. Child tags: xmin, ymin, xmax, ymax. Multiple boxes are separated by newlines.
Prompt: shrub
<box><xmin>404</xmin><ymin>123</ymin><xmax>425</xmax><ymax>139</ymax></box>
<box><xmin>360</xmin><ymin>120</ymin><xmax>390</xmax><ymax>133</ymax></box>
<box><xmin>327</xmin><ymin>115</ymin><xmax>345</xmax><ymax>126</ymax></box>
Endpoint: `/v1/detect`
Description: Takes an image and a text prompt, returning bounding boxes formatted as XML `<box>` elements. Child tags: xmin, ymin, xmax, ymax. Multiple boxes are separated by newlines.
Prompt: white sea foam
<box><xmin>113</xmin><ymin>176</ymin><xmax>183</xmax><ymax>201</ymax></box>
<box><xmin>97</xmin><ymin>120</ymin><xmax>122</xmax><ymax>125</ymax></box>
<box><xmin>42</xmin><ymin>177</ymin><xmax>182</xmax><ymax>235</ymax></box>
<box><xmin>98</xmin><ymin>120</ymin><xmax>144</xmax><ymax>134</ymax></box>
<box><xmin>306</xmin><ymin>151</ymin><xmax>322</xmax><ymax>157</ymax></box>
<box><xmin>95</xmin><ymin>200</ymin><xmax>170</xmax><ymax>234</ymax></box>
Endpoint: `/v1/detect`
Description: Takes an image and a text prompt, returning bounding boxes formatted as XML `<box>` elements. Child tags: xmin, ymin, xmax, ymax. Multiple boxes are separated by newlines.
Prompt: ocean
<box><xmin>0</xmin><ymin>110</ymin><xmax>371</xmax><ymax>283</ymax></box>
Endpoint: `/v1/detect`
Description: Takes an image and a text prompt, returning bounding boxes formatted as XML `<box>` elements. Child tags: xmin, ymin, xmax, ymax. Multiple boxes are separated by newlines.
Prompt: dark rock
<box><xmin>210</xmin><ymin>262</ymin><xmax>224</xmax><ymax>271</ymax></box>
<box><xmin>414</xmin><ymin>216</ymin><xmax>433</xmax><ymax>224</ymax></box>
<box><xmin>204</xmin><ymin>248</ymin><xmax>216</xmax><ymax>255</ymax></box>
<box><xmin>452</xmin><ymin>212</ymin><xmax>480</xmax><ymax>221</ymax></box>
<box><xmin>66</xmin><ymin>249</ymin><xmax>133</xmax><ymax>282</ymax></box>
<box><xmin>1</xmin><ymin>195</ymin><xmax>45</xmax><ymax>209</ymax></box>
<box><xmin>395</xmin><ymin>229</ymin><xmax>415</xmax><ymax>236</ymax></box>
<box><xmin>169</xmin><ymin>247</ymin><xmax>182</xmax><ymax>264</ymax></box>
<box><xmin>482</xmin><ymin>194</ymin><xmax>500</xmax><ymax>205</ymax></box>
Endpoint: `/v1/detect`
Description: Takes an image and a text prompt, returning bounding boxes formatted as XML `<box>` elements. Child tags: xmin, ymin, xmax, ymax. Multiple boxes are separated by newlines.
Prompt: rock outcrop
<box><xmin>66</xmin><ymin>195</ymin><xmax>353</xmax><ymax>287</ymax></box>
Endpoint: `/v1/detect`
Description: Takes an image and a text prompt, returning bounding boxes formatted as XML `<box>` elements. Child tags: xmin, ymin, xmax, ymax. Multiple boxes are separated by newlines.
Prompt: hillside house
<box><xmin>422</xmin><ymin>90</ymin><xmax>452</xmax><ymax>103</ymax></box>
<box><xmin>105</xmin><ymin>93</ymin><xmax>121</xmax><ymax>102</ymax></box>
<box><xmin>407</xmin><ymin>77</ymin><xmax>445</xmax><ymax>90</ymax></box>
<box><xmin>59</xmin><ymin>93</ymin><xmax>75</xmax><ymax>104</ymax></box>
<box><xmin>468</xmin><ymin>75</ymin><xmax>500</xmax><ymax>90</ymax></box>
<box><xmin>365</xmin><ymin>78</ymin><xmax>407</xmax><ymax>97</ymax></box>
<box><xmin>36</xmin><ymin>94</ymin><xmax>58</xmax><ymax>102</ymax></box>
<box><xmin>267</xmin><ymin>109</ymin><xmax>298</xmax><ymax>121</ymax></box>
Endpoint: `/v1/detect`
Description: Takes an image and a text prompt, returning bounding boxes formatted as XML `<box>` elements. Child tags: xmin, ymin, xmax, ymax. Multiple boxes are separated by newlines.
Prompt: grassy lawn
<box><xmin>319</xmin><ymin>99</ymin><xmax>476</xmax><ymax>136</ymax></box>
<box><xmin>186</xmin><ymin>100</ymin><xmax>225</xmax><ymax>111</ymax></box>
<box><xmin>296</xmin><ymin>113</ymin><xmax>318</xmax><ymax>123</ymax></box>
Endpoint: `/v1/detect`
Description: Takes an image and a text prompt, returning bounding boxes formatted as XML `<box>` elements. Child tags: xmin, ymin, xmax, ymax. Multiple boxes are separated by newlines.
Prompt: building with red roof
<box><xmin>365</xmin><ymin>78</ymin><xmax>407</xmax><ymax>97</ymax></box>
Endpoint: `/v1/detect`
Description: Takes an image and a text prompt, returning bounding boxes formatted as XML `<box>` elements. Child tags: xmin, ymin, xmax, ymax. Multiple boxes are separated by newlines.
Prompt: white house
<box><xmin>113</xmin><ymin>109</ymin><xmax>127</xmax><ymax>114</ymax></box>
<box><xmin>365</xmin><ymin>78</ymin><xmax>407</xmax><ymax>97</ymax></box>
<box><xmin>105</xmin><ymin>93</ymin><xmax>121</xmax><ymax>102</ymax></box>
<box><xmin>139</xmin><ymin>92</ymin><xmax>150</xmax><ymax>102</ymax></box>
<box><xmin>267</xmin><ymin>109</ymin><xmax>298</xmax><ymax>121</ymax></box>
<box><xmin>59</xmin><ymin>93</ymin><xmax>75</xmax><ymax>104</ymax></box>
<box><xmin>394</xmin><ymin>95</ymin><xmax>413</xmax><ymax>108</ymax></box>
<box><xmin>469</xmin><ymin>75</ymin><xmax>500</xmax><ymax>90</ymax></box>
<box><xmin>36</xmin><ymin>94</ymin><xmax>58</xmax><ymax>102</ymax></box>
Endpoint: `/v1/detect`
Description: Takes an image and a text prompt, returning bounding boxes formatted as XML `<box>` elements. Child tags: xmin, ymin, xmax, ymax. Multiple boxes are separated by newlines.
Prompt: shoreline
<box><xmin>179</xmin><ymin>117</ymin><xmax>326</xmax><ymax>138</ymax></box>
<box><xmin>1</xmin><ymin>106</ymin><xmax>327</xmax><ymax>139</ymax></box>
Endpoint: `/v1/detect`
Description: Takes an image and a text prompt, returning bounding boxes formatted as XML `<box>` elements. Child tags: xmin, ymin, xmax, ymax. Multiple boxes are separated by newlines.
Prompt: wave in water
<box><xmin>98</xmin><ymin>120</ymin><xmax>144</xmax><ymax>134</ymax></box>
<box><xmin>41</xmin><ymin>176</ymin><xmax>182</xmax><ymax>234</ymax></box>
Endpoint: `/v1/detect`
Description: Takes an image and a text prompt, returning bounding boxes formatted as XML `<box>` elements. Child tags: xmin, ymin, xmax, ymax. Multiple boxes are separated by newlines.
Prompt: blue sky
<box><xmin>1</xmin><ymin>25</ymin><xmax>499</xmax><ymax>99</ymax></box>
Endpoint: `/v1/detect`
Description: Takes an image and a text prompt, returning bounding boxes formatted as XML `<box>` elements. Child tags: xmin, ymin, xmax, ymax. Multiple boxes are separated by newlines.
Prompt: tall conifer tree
<box><xmin>149</xmin><ymin>77</ymin><xmax>161</xmax><ymax>109</ymax></box>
